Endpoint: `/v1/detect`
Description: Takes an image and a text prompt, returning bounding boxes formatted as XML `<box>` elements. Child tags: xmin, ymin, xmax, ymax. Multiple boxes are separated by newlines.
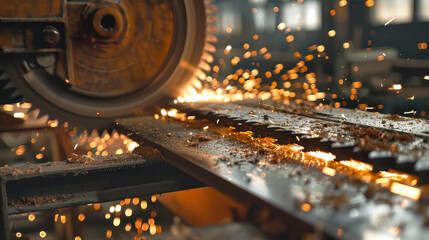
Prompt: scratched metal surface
<box><xmin>245</xmin><ymin>99</ymin><xmax>429</xmax><ymax>137</ymax></box>
<box><xmin>0</xmin><ymin>154</ymin><xmax>202</xmax><ymax>214</ymax></box>
<box><xmin>176</xmin><ymin>102</ymin><xmax>429</xmax><ymax>181</ymax></box>
<box><xmin>118</xmin><ymin>116</ymin><xmax>429</xmax><ymax>240</ymax></box>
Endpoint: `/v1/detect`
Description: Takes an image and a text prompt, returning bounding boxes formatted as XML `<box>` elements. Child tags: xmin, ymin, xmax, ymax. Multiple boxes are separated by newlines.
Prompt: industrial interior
<box><xmin>1</xmin><ymin>0</ymin><xmax>429</xmax><ymax>239</ymax></box>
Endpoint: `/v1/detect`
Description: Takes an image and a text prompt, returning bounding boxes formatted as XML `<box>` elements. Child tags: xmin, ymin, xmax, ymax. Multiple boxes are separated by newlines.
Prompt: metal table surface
<box><xmin>117</xmin><ymin>115</ymin><xmax>429</xmax><ymax>240</ymax></box>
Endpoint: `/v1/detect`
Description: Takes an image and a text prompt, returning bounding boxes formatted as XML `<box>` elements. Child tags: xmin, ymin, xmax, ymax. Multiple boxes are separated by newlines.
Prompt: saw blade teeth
<box><xmin>198</xmin><ymin>61</ymin><xmax>211</xmax><ymax>72</ymax></box>
<box><xmin>204</xmin><ymin>42</ymin><xmax>216</xmax><ymax>53</ymax></box>
<box><xmin>100</xmin><ymin>129</ymin><xmax>110</xmax><ymax>139</ymax></box>
<box><xmin>3</xmin><ymin>1</ymin><xmax>214</xmax><ymax>134</ymax></box>
<box><xmin>9</xmin><ymin>89</ymin><xmax>23</xmax><ymax>99</ymax></box>
<box><xmin>195</xmin><ymin>69</ymin><xmax>207</xmax><ymax>81</ymax></box>
<box><xmin>90</xmin><ymin>128</ymin><xmax>100</xmax><ymax>138</ymax></box>
<box><xmin>202</xmin><ymin>52</ymin><xmax>214</xmax><ymax>63</ymax></box>
<box><xmin>38</xmin><ymin>114</ymin><xmax>50</xmax><ymax>123</ymax></box>
<box><xmin>28</xmin><ymin>106</ymin><xmax>41</xmax><ymax>118</ymax></box>
<box><xmin>206</xmin><ymin>24</ymin><xmax>218</xmax><ymax>33</ymax></box>
<box><xmin>3</xmin><ymin>82</ymin><xmax>16</xmax><ymax>91</ymax></box>
<box><xmin>191</xmin><ymin>77</ymin><xmax>203</xmax><ymax>89</ymax></box>
<box><xmin>206</xmin><ymin>14</ymin><xmax>218</xmax><ymax>23</ymax></box>
<box><xmin>206</xmin><ymin>33</ymin><xmax>218</xmax><ymax>43</ymax></box>
<box><xmin>205</xmin><ymin>4</ymin><xmax>217</xmax><ymax>13</ymax></box>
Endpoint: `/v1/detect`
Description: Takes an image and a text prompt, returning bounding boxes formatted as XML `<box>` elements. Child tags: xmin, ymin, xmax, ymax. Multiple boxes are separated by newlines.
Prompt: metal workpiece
<box><xmin>0</xmin><ymin>154</ymin><xmax>203</xmax><ymax>240</ymax></box>
<box><xmin>246</xmin><ymin>99</ymin><xmax>429</xmax><ymax>137</ymax></box>
<box><xmin>117</xmin><ymin>116</ymin><xmax>429</xmax><ymax>239</ymax></box>
<box><xmin>175</xmin><ymin>101</ymin><xmax>429</xmax><ymax>182</ymax></box>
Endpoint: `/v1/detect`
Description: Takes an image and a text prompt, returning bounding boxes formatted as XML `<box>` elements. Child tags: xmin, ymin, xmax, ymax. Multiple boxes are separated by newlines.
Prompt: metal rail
<box><xmin>0</xmin><ymin>154</ymin><xmax>203</xmax><ymax>240</ymax></box>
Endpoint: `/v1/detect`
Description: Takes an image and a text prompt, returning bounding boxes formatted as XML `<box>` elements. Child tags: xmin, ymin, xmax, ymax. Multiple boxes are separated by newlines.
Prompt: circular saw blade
<box><xmin>1</xmin><ymin>0</ymin><xmax>212</xmax><ymax>131</ymax></box>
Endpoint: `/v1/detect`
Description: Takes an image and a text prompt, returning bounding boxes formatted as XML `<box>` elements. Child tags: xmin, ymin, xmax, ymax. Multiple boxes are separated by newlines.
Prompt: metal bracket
<box><xmin>0</xmin><ymin>154</ymin><xmax>203</xmax><ymax>240</ymax></box>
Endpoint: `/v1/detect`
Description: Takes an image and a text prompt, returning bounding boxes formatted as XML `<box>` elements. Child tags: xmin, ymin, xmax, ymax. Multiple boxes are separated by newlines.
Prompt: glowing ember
<box><xmin>322</xmin><ymin>167</ymin><xmax>336</xmax><ymax>176</ymax></box>
<box><xmin>379</xmin><ymin>171</ymin><xmax>409</xmax><ymax>181</ymax></box>
<box><xmin>390</xmin><ymin>182</ymin><xmax>421</xmax><ymax>200</ymax></box>
<box><xmin>301</xmin><ymin>203</ymin><xmax>312</xmax><ymax>212</ymax></box>
<box><xmin>13</xmin><ymin>112</ymin><xmax>24</xmax><ymax>118</ymax></box>
<box><xmin>307</xmin><ymin>151</ymin><xmax>336</xmax><ymax>161</ymax></box>
<box><xmin>127</xmin><ymin>142</ymin><xmax>139</xmax><ymax>152</ymax></box>
<box><xmin>340</xmin><ymin>160</ymin><xmax>373</xmax><ymax>171</ymax></box>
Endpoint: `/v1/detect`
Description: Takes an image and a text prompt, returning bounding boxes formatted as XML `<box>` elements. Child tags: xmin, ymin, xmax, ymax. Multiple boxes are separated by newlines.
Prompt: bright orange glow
<box><xmin>125</xmin><ymin>223</ymin><xmax>132</xmax><ymax>231</ymax></box>
<box><xmin>150</xmin><ymin>225</ymin><xmax>156</xmax><ymax>235</ymax></box>
<box><xmin>343</xmin><ymin>42</ymin><xmax>350</xmax><ymax>49</ymax></box>
<box><xmin>141</xmin><ymin>201</ymin><xmax>147</xmax><ymax>209</ymax></box>
<box><xmin>379</xmin><ymin>171</ymin><xmax>409</xmax><ymax>181</ymax></box>
<box><xmin>106</xmin><ymin>230</ymin><xmax>112</xmax><ymax>238</ymax></box>
<box><xmin>135</xmin><ymin>218</ymin><xmax>143</xmax><ymax>229</ymax></box>
<box><xmin>148</xmin><ymin>218</ymin><xmax>155</xmax><ymax>225</ymax></box>
<box><xmin>113</xmin><ymin>217</ymin><xmax>121</xmax><ymax>226</ymax></box>
<box><xmin>390</xmin><ymin>182</ymin><xmax>421</xmax><ymax>200</ymax></box>
<box><xmin>286</xmin><ymin>35</ymin><xmax>295</xmax><ymax>42</ymax></box>
<box><xmin>28</xmin><ymin>214</ymin><xmax>36</xmax><ymax>222</ymax></box>
<box><xmin>307</xmin><ymin>151</ymin><xmax>336</xmax><ymax>161</ymax></box>
<box><xmin>322</xmin><ymin>167</ymin><xmax>336</xmax><ymax>176</ymax></box>
<box><xmin>142</xmin><ymin>223</ymin><xmax>149</xmax><ymax>231</ymax></box>
<box><xmin>365</xmin><ymin>0</ymin><xmax>374</xmax><ymax>7</ymax></box>
<box><xmin>340</xmin><ymin>160</ymin><xmax>373</xmax><ymax>171</ymax></box>
<box><xmin>94</xmin><ymin>203</ymin><xmax>101</xmax><ymax>211</ymax></box>
<box><xmin>60</xmin><ymin>215</ymin><xmax>66</xmax><ymax>224</ymax></box>
<box><xmin>125</xmin><ymin>208</ymin><xmax>133</xmax><ymax>217</ymax></box>
<box><xmin>301</xmin><ymin>203</ymin><xmax>311</xmax><ymax>212</ymax></box>
<box><xmin>78</xmin><ymin>214</ymin><xmax>85</xmax><ymax>221</ymax></box>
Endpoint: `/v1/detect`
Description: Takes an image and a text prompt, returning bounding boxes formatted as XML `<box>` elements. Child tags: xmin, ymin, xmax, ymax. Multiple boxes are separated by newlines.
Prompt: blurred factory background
<box><xmin>213</xmin><ymin>0</ymin><xmax>429</xmax><ymax>117</ymax></box>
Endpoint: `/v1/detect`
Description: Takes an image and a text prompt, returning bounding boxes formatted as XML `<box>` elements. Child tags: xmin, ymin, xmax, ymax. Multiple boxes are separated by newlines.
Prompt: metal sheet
<box><xmin>117</xmin><ymin>116</ymin><xmax>429</xmax><ymax>239</ymax></box>
<box><xmin>176</xmin><ymin>102</ymin><xmax>429</xmax><ymax>181</ymax></box>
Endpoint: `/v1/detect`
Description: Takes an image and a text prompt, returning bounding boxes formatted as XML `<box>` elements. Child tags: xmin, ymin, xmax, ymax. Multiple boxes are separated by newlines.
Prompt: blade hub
<box><xmin>90</xmin><ymin>5</ymin><xmax>125</xmax><ymax>42</ymax></box>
